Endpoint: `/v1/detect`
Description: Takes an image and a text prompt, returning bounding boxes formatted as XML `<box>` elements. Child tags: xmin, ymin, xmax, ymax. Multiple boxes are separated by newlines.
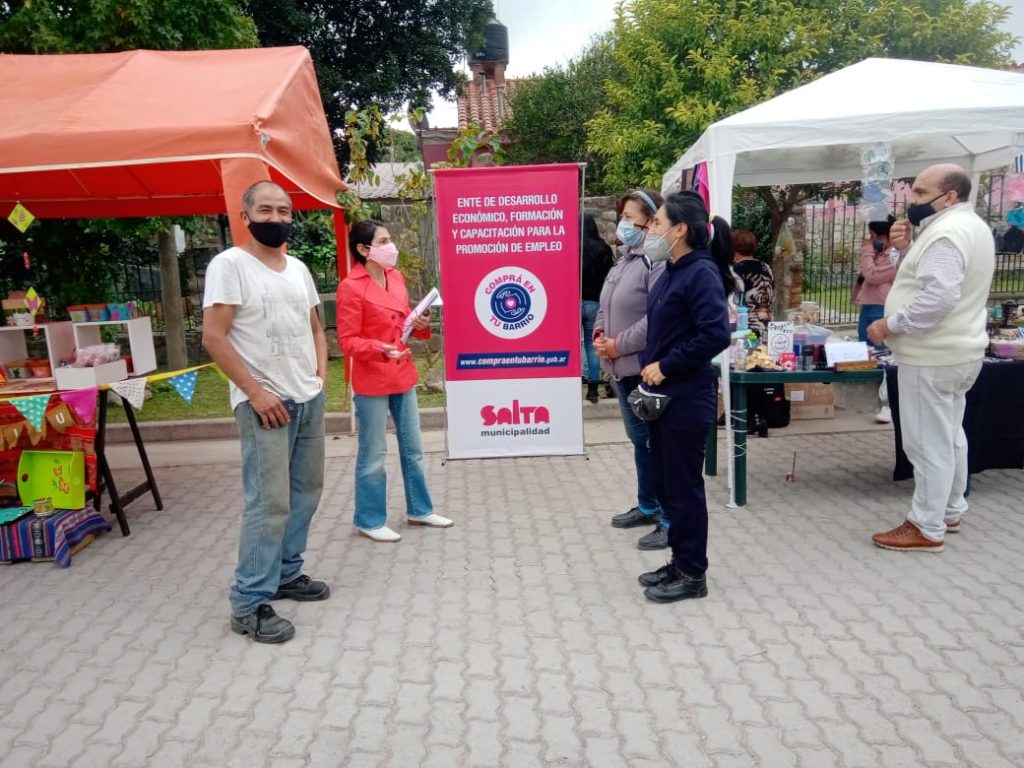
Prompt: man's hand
<box><xmin>867</xmin><ymin>318</ymin><xmax>891</xmax><ymax>346</ymax></box>
<box><xmin>641</xmin><ymin>361</ymin><xmax>665</xmax><ymax>386</ymax></box>
<box><xmin>889</xmin><ymin>219</ymin><xmax>912</xmax><ymax>250</ymax></box>
<box><xmin>250</xmin><ymin>387</ymin><xmax>290</xmax><ymax>429</ymax></box>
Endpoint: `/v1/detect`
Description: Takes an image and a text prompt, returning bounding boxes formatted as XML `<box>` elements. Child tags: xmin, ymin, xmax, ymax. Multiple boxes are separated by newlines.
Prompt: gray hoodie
<box><xmin>593</xmin><ymin>247</ymin><xmax>666</xmax><ymax>378</ymax></box>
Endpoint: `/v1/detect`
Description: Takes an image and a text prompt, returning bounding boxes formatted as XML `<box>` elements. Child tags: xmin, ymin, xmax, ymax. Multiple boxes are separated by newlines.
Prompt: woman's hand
<box><xmin>640</xmin><ymin>362</ymin><xmax>665</xmax><ymax>386</ymax></box>
<box><xmin>411</xmin><ymin>312</ymin><xmax>430</xmax><ymax>331</ymax></box>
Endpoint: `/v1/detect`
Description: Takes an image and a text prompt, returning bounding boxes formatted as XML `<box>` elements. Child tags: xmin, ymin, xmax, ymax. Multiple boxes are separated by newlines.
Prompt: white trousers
<box><xmin>898</xmin><ymin>360</ymin><xmax>982</xmax><ymax>541</ymax></box>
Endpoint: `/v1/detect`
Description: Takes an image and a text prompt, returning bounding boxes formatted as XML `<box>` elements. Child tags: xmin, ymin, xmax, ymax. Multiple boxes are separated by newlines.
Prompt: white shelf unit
<box><xmin>71</xmin><ymin>316</ymin><xmax>157</xmax><ymax>375</ymax></box>
<box><xmin>0</xmin><ymin>321</ymin><xmax>75</xmax><ymax>376</ymax></box>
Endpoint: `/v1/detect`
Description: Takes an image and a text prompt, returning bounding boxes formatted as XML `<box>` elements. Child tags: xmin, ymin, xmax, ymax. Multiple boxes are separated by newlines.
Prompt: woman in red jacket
<box><xmin>337</xmin><ymin>220</ymin><xmax>453</xmax><ymax>542</ymax></box>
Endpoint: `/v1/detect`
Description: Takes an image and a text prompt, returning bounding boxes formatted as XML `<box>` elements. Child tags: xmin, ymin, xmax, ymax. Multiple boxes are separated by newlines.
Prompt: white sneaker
<box><xmin>407</xmin><ymin>513</ymin><xmax>454</xmax><ymax>528</ymax></box>
<box><xmin>875</xmin><ymin>406</ymin><xmax>892</xmax><ymax>424</ymax></box>
<box><xmin>357</xmin><ymin>525</ymin><xmax>401</xmax><ymax>542</ymax></box>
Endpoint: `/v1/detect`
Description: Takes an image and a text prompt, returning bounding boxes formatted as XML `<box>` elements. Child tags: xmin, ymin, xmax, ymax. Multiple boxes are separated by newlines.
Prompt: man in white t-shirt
<box><xmin>203</xmin><ymin>181</ymin><xmax>329</xmax><ymax>643</ymax></box>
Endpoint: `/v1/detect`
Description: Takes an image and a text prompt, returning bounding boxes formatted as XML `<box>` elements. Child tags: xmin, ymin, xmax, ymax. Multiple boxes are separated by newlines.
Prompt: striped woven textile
<box><xmin>0</xmin><ymin>507</ymin><xmax>111</xmax><ymax>567</ymax></box>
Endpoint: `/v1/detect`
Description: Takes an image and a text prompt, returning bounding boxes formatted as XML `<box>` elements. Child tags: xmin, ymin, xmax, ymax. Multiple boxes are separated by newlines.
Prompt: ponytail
<box><xmin>662</xmin><ymin>192</ymin><xmax>738</xmax><ymax>297</ymax></box>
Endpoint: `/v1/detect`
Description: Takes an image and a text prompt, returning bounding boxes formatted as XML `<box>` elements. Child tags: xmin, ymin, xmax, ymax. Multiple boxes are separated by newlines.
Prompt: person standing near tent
<box><xmin>581</xmin><ymin>212</ymin><xmax>614</xmax><ymax>403</ymax></box>
<box><xmin>868</xmin><ymin>164</ymin><xmax>995</xmax><ymax>552</ymax></box>
<box><xmin>731</xmin><ymin>228</ymin><xmax>774</xmax><ymax>336</ymax></box>
<box><xmin>854</xmin><ymin>216</ymin><xmax>898</xmax><ymax>423</ymax></box>
<box><xmin>635</xmin><ymin>192</ymin><xmax>733</xmax><ymax>602</ymax></box>
<box><xmin>594</xmin><ymin>189</ymin><xmax>668</xmax><ymax>551</ymax></box>
<box><xmin>337</xmin><ymin>219</ymin><xmax>453</xmax><ymax>543</ymax></box>
<box><xmin>203</xmin><ymin>180</ymin><xmax>330</xmax><ymax>645</ymax></box>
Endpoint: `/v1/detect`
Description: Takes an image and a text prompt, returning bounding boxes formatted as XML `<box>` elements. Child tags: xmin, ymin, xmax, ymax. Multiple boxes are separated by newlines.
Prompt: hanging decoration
<box><xmin>8</xmin><ymin>202</ymin><xmax>35</xmax><ymax>233</ymax></box>
<box><xmin>109</xmin><ymin>378</ymin><xmax>147</xmax><ymax>410</ymax></box>
<box><xmin>167</xmin><ymin>369</ymin><xmax>199</xmax><ymax>404</ymax></box>
<box><xmin>859</xmin><ymin>142</ymin><xmax>893</xmax><ymax>223</ymax></box>
<box><xmin>58</xmin><ymin>388</ymin><xmax>99</xmax><ymax>425</ymax></box>
<box><xmin>11</xmin><ymin>393</ymin><xmax>50</xmax><ymax>432</ymax></box>
<box><xmin>45</xmin><ymin>403</ymin><xmax>74</xmax><ymax>433</ymax></box>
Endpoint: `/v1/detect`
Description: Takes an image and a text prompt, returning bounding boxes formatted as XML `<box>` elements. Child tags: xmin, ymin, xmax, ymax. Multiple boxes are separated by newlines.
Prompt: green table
<box><xmin>705</xmin><ymin>368</ymin><xmax>884</xmax><ymax>506</ymax></box>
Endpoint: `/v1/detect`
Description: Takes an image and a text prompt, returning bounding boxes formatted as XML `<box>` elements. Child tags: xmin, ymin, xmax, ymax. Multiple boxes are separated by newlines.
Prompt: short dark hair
<box><xmin>662</xmin><ymin>191</ymin><xmax>736</xmax><ymax>296</ymax></box>
<box><xmin>348</xmin><ymin>219</ymin><xmax>384</xmax><ymax>265</ymax></box>
<box><xmin>242</xmin><ymin>180</ymin><xmax>289</xmax><ymax>211</ymax></box>
<box><xmin>940</xmin><ymin>169</ymin><xmax>971</xmax><ymax>201</ymax></box>
<box><xmin>868</xmin><ymin>215</ymin><xmax>896</xmax><ymax>237</ymax></box>
<box><xmin>732</xmin><ymin>229</ymin><xmax>757</xmax><ymax>257</ymax></box>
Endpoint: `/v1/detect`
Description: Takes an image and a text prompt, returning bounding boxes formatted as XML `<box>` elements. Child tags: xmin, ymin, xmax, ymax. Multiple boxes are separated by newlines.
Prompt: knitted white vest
<box><xmin>884</xmin><ymin>203</ymin><xmax>994</xmax><ymax>366</ymax></box>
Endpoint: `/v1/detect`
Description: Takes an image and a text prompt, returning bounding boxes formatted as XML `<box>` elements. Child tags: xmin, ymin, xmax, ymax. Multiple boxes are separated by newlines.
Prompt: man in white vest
<box><xmin>866</xmin><ymin>164</ymin><xmax>995</xmax><ymax>552</ymax></box>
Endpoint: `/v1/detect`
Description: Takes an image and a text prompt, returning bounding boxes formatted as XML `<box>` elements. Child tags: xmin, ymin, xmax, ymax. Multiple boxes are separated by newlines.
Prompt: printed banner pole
<box><xmin>434</xmin><ymin>164</ymin><xmax>584</xmax><ymax>459</ymax></box>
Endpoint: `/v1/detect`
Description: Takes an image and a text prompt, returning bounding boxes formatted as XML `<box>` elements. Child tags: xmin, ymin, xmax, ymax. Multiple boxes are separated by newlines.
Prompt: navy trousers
<box><xmin>649</xmin><ymin>383</ymin><xmax>715</xmax><ymax>576</ymax></box>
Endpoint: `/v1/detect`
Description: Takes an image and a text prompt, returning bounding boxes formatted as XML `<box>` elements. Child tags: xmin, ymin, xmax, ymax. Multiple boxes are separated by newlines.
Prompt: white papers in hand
<box><xmin>401</xmin><ymin>287</ymin><xmax>441</xmax><ymax>343</ymax></box>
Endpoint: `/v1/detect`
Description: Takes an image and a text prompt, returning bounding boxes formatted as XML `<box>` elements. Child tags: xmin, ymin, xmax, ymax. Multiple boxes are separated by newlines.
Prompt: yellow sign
<box><xmin>8</xmin><ymin>202</ymin><xmax>35</xmax><ymax>233</ymax></box>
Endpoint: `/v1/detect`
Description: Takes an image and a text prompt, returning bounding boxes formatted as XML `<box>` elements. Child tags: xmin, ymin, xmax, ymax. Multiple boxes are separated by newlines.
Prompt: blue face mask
<box><xmin>616</xmin><ymin>219</ymin><xmax>645</xmax><ymax>249</ymax></box>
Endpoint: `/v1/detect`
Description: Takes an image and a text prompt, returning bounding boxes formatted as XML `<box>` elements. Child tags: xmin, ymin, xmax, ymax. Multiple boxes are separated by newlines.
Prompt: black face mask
<box><xmin>872</xmin><ymin>239</ymin><xmax>885</xmax><ymax>253</ymax></box>
<box><xmin>906</xmin><ymin>193</ymin><xmax>947</xmax><ymax>227</ymax></box>
<box><xmin>247</xmin><ymin>220</ymin><xmax>292</xmax><ymax>248</ymax></box>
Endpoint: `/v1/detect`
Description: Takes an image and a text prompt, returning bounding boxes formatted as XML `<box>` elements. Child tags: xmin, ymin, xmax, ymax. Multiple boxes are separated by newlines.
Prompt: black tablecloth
<box><xmin>886</xmin><ymin>359</ymin><xmax>1024</xmax><ymax>481</ymax></box>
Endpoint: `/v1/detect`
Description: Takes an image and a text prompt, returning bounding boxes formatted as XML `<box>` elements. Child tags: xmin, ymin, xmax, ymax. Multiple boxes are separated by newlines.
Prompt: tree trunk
<box><xmin>159</xmin><ymin>227</ymin><xmax>188</xmax><ymax>371</ymax></box>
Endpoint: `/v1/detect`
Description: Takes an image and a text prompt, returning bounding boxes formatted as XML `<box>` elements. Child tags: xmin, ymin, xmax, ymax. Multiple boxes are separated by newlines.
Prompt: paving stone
<box><xmin>1</xmin><ymin>431</ymin><xmax>1022</xmax><ymax>767</ymax></box>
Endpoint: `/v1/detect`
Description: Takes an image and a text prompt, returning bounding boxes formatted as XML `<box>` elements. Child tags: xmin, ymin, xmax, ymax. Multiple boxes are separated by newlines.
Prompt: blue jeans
<box><xmin>581</xmin><ymin>300</ymin><xmax>601</xmax><ymax>384</ymax></box>
<box><xmin>354</xmin><ymin>388</ymin><xmax>433</xmax><ymax>529</ymax></box>
<box><xmin>858</xmin><ymin>304</ymin><xmax>887</xmax><ymax>351</ymax></box>
<box><xmin>613</xmin><ymin>375</ymin><xmax>665</xmax><ymax>525</ymax></box>
<box><xmin>231</xmin><ymin>391</ymin><xmax>325</xmax><ymax>616</ymax></box>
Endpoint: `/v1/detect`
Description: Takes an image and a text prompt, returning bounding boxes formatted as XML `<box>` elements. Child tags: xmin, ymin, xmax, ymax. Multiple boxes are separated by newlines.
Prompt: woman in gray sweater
<box><xmin>594</xmin><ymin>188</ymin><xmax>668</xmax><ymax>551</ymax></box>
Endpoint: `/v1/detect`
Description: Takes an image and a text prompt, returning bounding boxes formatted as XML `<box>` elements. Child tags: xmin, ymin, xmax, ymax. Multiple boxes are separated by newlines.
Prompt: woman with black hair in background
<box><xmin>635</xmin><ymin>192</ymin><xmax>734</xmax><ymax>603</ymax></box>
<box><xmin>580</xmin><ymin>213</ymin><xmax>614</xmax><ymax>403</ymax></box>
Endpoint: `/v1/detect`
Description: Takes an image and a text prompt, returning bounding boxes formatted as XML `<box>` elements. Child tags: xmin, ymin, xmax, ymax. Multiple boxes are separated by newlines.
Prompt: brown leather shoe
<box><xmin>945</xmin><ymin>519</ymin><xmax>961</xmax><ymax>534</ymax></box>
<box><xmin>872</xmin><ymin>520</ymin><xmax>943</xmax><ymax>552</ymax></box>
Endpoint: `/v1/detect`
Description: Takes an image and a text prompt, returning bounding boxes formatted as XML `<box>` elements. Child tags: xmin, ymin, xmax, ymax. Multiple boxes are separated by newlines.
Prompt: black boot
<box><xmin>586</xmin><ymin>383</ymin><xmax>600</xmax><ymax>403</ymax></box>
<box><xmin>643</xmin><ymin>565</ymin><xmax>708</xmax><ymax>603</ymax></box>
<box><xmin>638</xmin><ymin>562</ymin><xmax>673</xmax><ymax>587</ymax></box>
<box><xmin>603</xmin><ymin>382</ymin><xmax>615</xmax><ymax>399</ymax></box>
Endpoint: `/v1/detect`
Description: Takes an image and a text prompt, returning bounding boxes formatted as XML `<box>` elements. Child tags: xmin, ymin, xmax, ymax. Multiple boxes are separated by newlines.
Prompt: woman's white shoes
<box><xmin>357</xmin><ymin>525</ymin><xmax>402</xmax><ymax>543</ymax></box>
<box><xmin>407</xmin><ymin>514</ymin><xmax>454</xmax><ymax>528</ymax></box>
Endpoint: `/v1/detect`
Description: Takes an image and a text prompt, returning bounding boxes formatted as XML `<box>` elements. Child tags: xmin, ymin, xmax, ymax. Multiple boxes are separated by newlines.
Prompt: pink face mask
<box><xmin>367</xmin><ymin>242</ymin><xmax>398</xmax><ymax>268</ymax></box>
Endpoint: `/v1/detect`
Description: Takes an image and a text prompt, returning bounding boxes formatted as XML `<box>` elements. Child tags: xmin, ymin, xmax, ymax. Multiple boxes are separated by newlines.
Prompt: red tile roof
<box><xmin>457</xmin><ymin>76</ymin><xmax>521</xmax><ymax>132</ymax></box>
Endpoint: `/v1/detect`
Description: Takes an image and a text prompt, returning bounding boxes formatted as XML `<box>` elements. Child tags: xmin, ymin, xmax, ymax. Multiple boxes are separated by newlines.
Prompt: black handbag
<box><xmin>627</xmin><ymin>385</ymin><xmax>672</xmax><ymax>422</ymax></box>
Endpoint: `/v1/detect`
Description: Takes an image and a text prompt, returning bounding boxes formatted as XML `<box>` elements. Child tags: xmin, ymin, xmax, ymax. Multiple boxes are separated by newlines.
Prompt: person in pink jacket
<box><xmin>855</xmin><ymin>216</ymin><xmax>899</xmax><ymax>349</ymax></box>
<box><xmin>337</xmin><ymin>220</ymin><xmax>453</xmax><ymax>542</ymax></box>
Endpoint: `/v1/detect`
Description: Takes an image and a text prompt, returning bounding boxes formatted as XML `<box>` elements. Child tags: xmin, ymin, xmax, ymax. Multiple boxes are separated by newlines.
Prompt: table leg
<box><xmin>94</xmin><ymin>391</ymin><xmax>131</xmax><ymax>536</ymax></box>
<box><xmin>732</xmin><ymin>382</ymin><xmax>748</xmax><ymax>507</ymax></box>
<box><xmin>705</xmin><ymin>421</ymin><xmax>717</xmax><ymax>476</ymax></box>
<box><xmin>121</xmin><ymin>396</ymin><xmax>163</xmax><ymax>511</ymax></box>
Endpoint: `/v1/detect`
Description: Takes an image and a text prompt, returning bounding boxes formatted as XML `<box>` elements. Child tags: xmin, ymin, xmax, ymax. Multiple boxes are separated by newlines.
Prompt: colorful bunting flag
<box><xmin>11</xmin><ymin>393</ymin><xmax>50</xmax><ymax>432</ymax></box>
<box><xmin>46</xmin><ymin>403</ymin><xmax>74</xmax><ymax>433</ymax></box>
<box><xmin>3</xmin><ymin>422</ymin><xmax>23</xmax><ymax>448</ymax></box>
<box><xmin>59</xmin><ymin>388</ymin><xmax>98</xmax><ymax>424</ymax></box>
<box><xmin>168</xmin><ymin>370</ymin><xmax>198</xmax><ymax>404</ymax></box>
<box><xmin>110</xmin><ymin>378</ymin><xmax>147</xmax><ymax>410</ymax></box>
<box><xmin>24</xmin><ymin>420</ymin><xmax>44</xmax><ymax>445</ymax></box>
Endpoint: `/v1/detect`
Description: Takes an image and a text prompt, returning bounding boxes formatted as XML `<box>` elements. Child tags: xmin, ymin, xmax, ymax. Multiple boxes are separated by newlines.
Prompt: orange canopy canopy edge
<box><xmin>0</xmin><ymin>46</ymin><xmax>348</xmax><ymax>249</ymax></box>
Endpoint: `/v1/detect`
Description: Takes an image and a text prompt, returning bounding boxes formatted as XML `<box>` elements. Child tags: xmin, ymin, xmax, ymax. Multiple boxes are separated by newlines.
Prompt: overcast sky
<box><xmin>424</xmin><ymin>0</ymin><xmax>1024</xmax><ymax>129</ymax></box>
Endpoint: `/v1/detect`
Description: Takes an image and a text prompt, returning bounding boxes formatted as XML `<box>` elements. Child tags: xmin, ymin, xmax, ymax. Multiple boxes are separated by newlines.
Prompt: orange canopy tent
<box><xmin>0</xmin><ymin>45</ymin><xmax>348</xmax><ymax>269</ymax></box>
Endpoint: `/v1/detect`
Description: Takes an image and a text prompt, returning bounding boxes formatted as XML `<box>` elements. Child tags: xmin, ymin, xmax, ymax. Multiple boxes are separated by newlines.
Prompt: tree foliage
<box><xmin>588</xmin><ymin>0</ymin><xmax>1015</xmax><ymax>194</ymax></box>
<box><xmin>0</xmin><ymin>0</ymin><xmax>257</xmax><ymax>52</ymax></box>
<box><xmin>247</xmin><ymin>0</ymin><xmax>492</xmax><ymax>164</ymax></box>
<box><xmin>503</xmin><ymin>35</ymin><xmax>621</xmax><ymax>194</ymax></box>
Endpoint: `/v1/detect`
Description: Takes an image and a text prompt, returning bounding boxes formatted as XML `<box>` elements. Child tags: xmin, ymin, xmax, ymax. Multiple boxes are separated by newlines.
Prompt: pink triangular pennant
<box><xmin>110</xmin><ymin>378</ymin><xmax>147</xmax><ymax>410</ymax></box>
<box><xmin>59</xmin><ymin>387</ymin><xmax>98</xmax><ymax>424</ymax></box>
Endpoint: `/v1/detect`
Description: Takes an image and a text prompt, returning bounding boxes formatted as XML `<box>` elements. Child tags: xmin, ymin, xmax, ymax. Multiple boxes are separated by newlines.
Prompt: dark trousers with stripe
<box><xmin>649</xmin><ymin>383</ymin><xmax>715</xmax><ymax>576</ymax></box>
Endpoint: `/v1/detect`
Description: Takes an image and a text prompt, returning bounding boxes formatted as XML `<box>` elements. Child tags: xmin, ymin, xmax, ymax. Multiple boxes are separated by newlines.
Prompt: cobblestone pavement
<box><xmin>1</xmin><ymin>427</ymin><xmax>1022</xmax><ymax>767</ymax></box>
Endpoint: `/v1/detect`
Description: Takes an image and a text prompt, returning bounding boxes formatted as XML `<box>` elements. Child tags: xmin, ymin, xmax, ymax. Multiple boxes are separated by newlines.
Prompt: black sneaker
<box><xmin>230</xmin><ymin>604</ymin><xmax>295</xmax><ymax>644</ymax></box>
<box><xmin>637</xmin><ymin>526</ymin><xmax>669</xmax><ymax>550</ymax></box>
<box><xmin>611</xmin><ymin>507</ymin><xmax>660</xmax><ymax>529</ymax></box>
<box><xmin>638</xmin><ymin>562</ymin><xmax>673</xmax><ymax>587</ymax></box>
<box><xmin>644</xmin><ymin>566</ymin><xmax>708</xmax><ymax>603</ymax></box>
<box><xmin>272</xmin><ymin>574</ymin><xmax>331</xmax><ymax>602</ymax></box>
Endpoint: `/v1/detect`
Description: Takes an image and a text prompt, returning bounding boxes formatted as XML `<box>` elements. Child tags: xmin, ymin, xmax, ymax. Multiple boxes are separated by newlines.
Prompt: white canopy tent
<box><xmin>662</xmin><ymin>57</ymin><xmax>1024</xmax><ymax>220</ymax></box>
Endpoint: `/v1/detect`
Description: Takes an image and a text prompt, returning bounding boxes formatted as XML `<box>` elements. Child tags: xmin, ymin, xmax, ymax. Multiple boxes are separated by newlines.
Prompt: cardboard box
<box><xmin>55</xmin><ymin>359</ymin><xmax>127</xmax><ymax>390</ymax></box>
<box><xmin>789</xmin><ymin>403</ymin><xmax>835</xmax><ymax>420</ymax></box>
<box><xmin>785</xmin><ymin>383</ymin><xmax>835</xmax><ymax>420</ymax></box>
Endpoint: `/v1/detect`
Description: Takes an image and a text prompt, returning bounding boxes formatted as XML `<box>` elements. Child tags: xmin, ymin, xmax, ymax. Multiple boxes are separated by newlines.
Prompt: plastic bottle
<box><xmin>737</xmin><ymin>304</ymin><xmax>749</xmax><ymax>332</ymax></box>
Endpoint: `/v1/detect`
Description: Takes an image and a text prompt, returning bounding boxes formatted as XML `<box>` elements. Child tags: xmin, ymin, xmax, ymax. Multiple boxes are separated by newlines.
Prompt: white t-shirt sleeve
<box><xmin>301</xmin><ymin>263</ymin><xmax>320</xmax><ymax>311</ymax></box>
<box><xmin>203</xmin><ymin>253</ymin><xmax>242</xmax><ymax>308</ymax></box>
